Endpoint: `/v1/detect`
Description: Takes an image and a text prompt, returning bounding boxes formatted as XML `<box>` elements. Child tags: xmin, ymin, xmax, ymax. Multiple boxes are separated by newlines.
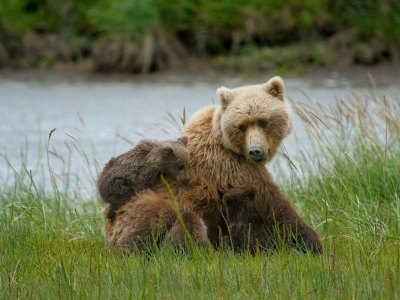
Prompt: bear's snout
<box><xmin>177</xmin><ymin>173</ymin><xmax>191</xmax><ymax>182</ymax></box>
<box><xmin>248</xmin><ymin>146</ymin><xmax>265</xmax><ymax>162</ymax></box>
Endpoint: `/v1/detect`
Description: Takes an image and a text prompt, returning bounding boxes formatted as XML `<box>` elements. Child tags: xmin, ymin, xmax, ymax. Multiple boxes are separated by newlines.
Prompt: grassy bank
<box><xmin>1</xmin><ymin>87</ymin><xmax>399</xmax><ymax>299</ymax></box>
<box><xmin>0</xmin><ymin>0</ymin><xmax>399</xmax><ymax>73</ymax></box>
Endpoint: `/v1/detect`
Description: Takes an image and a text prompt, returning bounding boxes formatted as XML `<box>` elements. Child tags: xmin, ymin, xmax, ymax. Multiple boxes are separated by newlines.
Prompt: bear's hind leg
<box><xmin>165</xmin><ymin>211</ymin><xmax>208</xmax><ymax>248</ymax></box>
<box><xmin>106</xmin><ymin>190</ymin><xmax>177</xmax><ymax>252</ymax></box>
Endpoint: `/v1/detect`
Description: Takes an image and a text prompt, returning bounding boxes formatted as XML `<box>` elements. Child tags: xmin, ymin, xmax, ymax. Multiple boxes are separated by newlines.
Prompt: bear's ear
<box><xmin>161</xmin><ymin>147</ymin><xmax>174</xmax><ymax>159</ymax></box>
<box><xmin>177</xmin><ymin>136</ymin><xmax>188</xmax><ymax>147</ymax></box>
<box><xmin>217</xmin><ymin>87</ymin><xmax>233</xmax><ymax>110</ymax></box>
<box><xmin>263</xmin><ymin>76</ymin><xmax>285</xmax><ymax>101</ymax></box>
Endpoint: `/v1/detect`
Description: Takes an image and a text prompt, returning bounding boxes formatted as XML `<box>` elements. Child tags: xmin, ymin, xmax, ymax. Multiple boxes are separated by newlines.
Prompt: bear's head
<box><xmin>160</xmin><ymin>136</ymin><xmax>191</xmax><ymax>182</ymax></box>
<box><xmin>213</xmin><ymin>76</ymin><xmax>293</xmax><ymax>164</ymax></box>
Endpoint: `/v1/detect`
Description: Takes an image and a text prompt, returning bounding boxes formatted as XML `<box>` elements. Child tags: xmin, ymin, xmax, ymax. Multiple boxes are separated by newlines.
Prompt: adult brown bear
<box><xmin>104</xmin><ymin>76</ymin><xmax>323</xmax><ymax>254</ymax></box>
<box><xmin>177</xmin><ymin>76</ymin><xmax>323</xmax><ymax>253</ymax></box>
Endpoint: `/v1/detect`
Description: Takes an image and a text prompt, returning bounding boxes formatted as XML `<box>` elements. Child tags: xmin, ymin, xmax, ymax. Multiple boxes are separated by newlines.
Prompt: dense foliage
<box><xmin>0</xmin><ymin>0</ymin><xmax>400</xmax><ymax>71</ymax></box>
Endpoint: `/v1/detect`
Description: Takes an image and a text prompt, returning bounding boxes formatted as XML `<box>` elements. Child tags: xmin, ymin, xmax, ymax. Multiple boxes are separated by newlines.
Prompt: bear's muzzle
<box><xmin>248</xmin><ymin>146</ymin><xmax>265</xmax><ymax>162</ymax></box>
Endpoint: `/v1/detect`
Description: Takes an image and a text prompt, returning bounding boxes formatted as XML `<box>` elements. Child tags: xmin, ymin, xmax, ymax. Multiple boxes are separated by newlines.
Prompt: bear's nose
<box><xmin>249</xmin><ymin>146</ymin><xmax>264</xmax><ymax>161</ymax></box>
<box><xmin>185</xmin><ymin>175</ymin><xmax>191</xmax><ymax>182</ymax></box>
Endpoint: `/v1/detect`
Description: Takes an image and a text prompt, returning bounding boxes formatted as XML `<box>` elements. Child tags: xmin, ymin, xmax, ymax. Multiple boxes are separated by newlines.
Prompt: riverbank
<box><xmin>0</xmin><ymin>59</ymin><xmax>399</xmax><ymax>87</ymax></box>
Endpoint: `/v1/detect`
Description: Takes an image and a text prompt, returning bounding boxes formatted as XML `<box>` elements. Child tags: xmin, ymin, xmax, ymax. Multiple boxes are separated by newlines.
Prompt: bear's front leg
<box><xmin>258</xmin><ymin>183</ymin><xmax>323</xmax><ymax>254</ymax></box>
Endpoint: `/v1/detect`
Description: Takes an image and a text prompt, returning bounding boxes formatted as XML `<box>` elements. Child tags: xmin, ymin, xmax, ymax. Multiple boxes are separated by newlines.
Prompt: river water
<box><xmin>1</xmin><ymin>77</ymin><xmax>399</xmax><ymax>199</ymax></box>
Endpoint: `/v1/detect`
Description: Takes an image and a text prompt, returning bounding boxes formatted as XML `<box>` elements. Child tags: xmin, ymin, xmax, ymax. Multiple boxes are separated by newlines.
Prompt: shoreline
<box><xmin>0</xmin><ymin>60</ymin><xmax>398</xmax><ymax>87</ymax></box>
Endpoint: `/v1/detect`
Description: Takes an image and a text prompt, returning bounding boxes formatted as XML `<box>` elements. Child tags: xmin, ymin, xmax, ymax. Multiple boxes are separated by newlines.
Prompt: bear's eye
<box><xmin>239</xmin><ymin>125</ymin><xmax>247</xmax><ymax>132</ymax></box>
<box><xmin>258</xmin><ymin>120</ymin><xmax>267</xmax><ymax>128</ymax></box>
<box><xmin>177</xmin><ymin>164</ymin><xmax>184</xmax><ymax>170</ymax></box>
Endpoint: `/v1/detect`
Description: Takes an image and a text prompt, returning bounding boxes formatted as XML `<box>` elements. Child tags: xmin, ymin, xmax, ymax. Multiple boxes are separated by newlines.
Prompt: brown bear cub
<box><xmin>97</xmin><ymin>136</ymin><xmax>191</xmax><ymax>222</ymax></box>
<box><xmin>104</xmin><ymin>189</ymin><xmax>208</xmax><ymax>252</ymax></box>
<box><xmin>220</xmin><ymin>187</ymin><xmax>260</xmax><ymax>253</ymax></box>
<box><xmin>221</xmin><ymin>187</ymin><xmax>319</xmax><ymax>254</ymax></box>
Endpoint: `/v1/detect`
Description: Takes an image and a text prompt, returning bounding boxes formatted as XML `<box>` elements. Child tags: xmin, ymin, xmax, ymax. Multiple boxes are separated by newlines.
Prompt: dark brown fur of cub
<box><xmin>97</xmin><ymin>136</ymin><xmax>190</xmax><ymax>221</ymax></box>
<box><xmin>221</xmin><ymin>186</ymin><xmax>323</xmax><ymax>254</ymax></box>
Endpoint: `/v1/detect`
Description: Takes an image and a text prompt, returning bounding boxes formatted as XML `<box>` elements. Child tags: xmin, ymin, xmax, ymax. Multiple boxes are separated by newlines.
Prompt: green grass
<box><xmin>1</xmin><ymin>87</ymin><xmax>400</xmax><ymax>299</ymax></box>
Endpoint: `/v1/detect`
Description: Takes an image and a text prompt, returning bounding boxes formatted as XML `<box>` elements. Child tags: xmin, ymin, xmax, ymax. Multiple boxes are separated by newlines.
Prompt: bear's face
<box><xmin>161</xmin><ymin>136</ymin><xmax>191</xmax><ymax>183</ymax></box>
<box><xmin>215</xmin><ymin>77</ymin><xmax>293</xmax><ymax>164</ymax></box>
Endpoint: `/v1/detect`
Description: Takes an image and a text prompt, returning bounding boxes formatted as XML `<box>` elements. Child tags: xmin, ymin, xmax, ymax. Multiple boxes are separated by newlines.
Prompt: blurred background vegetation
<box><xmin>0</xmin><ymin>0</ymin><xmax>399</xmax><ymax>73</ymax></box>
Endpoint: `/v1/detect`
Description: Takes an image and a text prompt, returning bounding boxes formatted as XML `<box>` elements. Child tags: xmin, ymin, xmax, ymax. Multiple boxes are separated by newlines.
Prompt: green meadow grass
<box><xmin>1</xmin><ymin>87</ymin><xmax>399</xmax><ymax>299</ymax></box>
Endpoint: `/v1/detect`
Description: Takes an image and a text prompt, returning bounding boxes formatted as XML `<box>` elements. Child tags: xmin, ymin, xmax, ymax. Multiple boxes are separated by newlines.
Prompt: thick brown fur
<box><xmin>220</xmin><ymin>187</ymin><xmax>267</xmax><ymax>253</ymax></box>
<box><xmin>97</xmin><ymin>136</ymin><xmax>190</xmax><ymax>221</ymax></box>
<box><xmin>104</xmin><ymin>77</ymin><xmax>323</xmax><ymax>254</ymax></box>
<box><xmin>103</xmin><ymin>190</ymin><xmax>208</xmax><ymax>252</ymax></box>
<box><xmin>178</xmin><ymin>76</ymin><xmax>323</xmax><ymax>254</ymax></box>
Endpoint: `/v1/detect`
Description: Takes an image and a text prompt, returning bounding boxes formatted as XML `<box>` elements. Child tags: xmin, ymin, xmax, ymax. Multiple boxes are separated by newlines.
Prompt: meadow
<box><xmin>1</xmin><ymin>84</ymin><xmax>399</xmax><ymax>299</ymax></box>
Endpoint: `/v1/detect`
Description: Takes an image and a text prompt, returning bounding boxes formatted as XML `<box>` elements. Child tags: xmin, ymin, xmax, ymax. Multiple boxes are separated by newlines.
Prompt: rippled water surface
<box><xmin>1</xmin><ymin>78</ymin><xmax>398</xmax><ymax>198</ymax></box>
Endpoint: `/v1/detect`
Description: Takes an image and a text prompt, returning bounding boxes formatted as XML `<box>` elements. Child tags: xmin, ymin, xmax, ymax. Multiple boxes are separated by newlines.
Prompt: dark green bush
<box><xmin>1</xmin><ymin>0</ymin><xmax>400</xmax><ymax>69</ymax></box>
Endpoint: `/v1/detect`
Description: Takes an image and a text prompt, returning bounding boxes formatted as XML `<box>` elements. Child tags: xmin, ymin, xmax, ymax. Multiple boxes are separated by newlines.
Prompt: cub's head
<box><xmin>160</xmin><ymin>136</ymin><xmax>191</xmax><ymax>182</ymax></box>
<box><xmin>214</xmin><ymin>76</ymin><xmax>293</xmax><ymax>164</ymax></box>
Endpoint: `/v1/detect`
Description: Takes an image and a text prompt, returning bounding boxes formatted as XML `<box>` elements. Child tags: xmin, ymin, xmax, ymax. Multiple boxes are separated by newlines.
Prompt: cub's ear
<box><xmin>177</xmin><ymin>136</ymin><xmax>188</xmax><ymax>147</ymax></box>
<box><xmin>161</xmin><ymin>147</ymin><xmax>174</xmax><ymax>158</ymax></box>
<box><xmin>263</xmin><ymin>76</ymin><xmax>285</xmax><ymax>101</ymax></box>
<box><xmin>217</xmin><ymin>86</ymin><xmax>233</xmax><ymax>111</ymax></box>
